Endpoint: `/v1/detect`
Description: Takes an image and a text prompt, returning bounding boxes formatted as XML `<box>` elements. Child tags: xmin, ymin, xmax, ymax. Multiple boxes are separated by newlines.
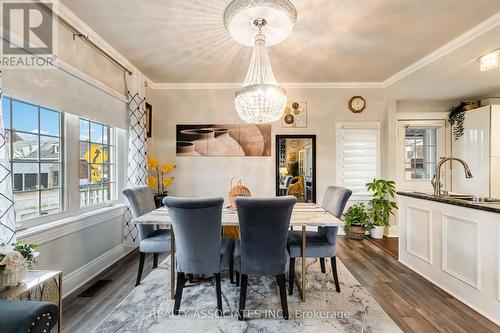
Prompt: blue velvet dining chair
<box><xmin>287</xmin><ymin>186</ymin><xmax>352</xmax><ymax>295</ymax></box>
<box><xmin>122</xmin><ymin>185</ymin><xmax>171</xmax><ymax>286</ymax></box>
<box><xmin>163</xmin><ymin>196</ymin><xmax>234</xmax><ymax>316</ymax></box>
<box><xmin>233</xmin><ymin>196</ymin><xmax>296</xmax><ymax>320</ymax></box>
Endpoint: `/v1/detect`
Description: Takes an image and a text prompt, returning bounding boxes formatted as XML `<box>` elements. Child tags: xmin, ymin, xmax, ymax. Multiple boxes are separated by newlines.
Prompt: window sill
<box><xmin>17</xmin><ymin>203</ymin><xmax>126</xmax><ymax>245</ymax></box>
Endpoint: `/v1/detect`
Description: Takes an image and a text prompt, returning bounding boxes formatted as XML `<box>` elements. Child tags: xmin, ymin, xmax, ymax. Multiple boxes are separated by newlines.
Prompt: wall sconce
<box><xmin>479</xmin><ymin>50</ymin><xmax>499</xmax><ymax>71</ymax></box>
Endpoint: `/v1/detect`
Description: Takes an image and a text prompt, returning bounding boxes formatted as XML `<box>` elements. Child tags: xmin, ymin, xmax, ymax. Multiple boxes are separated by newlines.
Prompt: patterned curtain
<box><xmin>0</xmin><ymin>91</ymin><xmax>16</xmax><ymax>245</ymax></box>
<box><xmin>122</xmin><ymin>89</ymin><xmax>148</xmax><ymax>246</ymax></box>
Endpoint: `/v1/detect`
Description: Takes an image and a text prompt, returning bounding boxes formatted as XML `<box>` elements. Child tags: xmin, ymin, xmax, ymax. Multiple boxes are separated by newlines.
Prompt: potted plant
<box><xmin>343</xmin><ymin>203</ymin><xmax>370</xmax><ymax>240</ymax></box>
<box><xmin>147</xmin><ymin>156</ymin><xmax>176</xmax><ymax>208</ymax></box>
<box><xmin>366</xmin><ymin>179</ymin><xmax>398</xmax><ymax>239</ymax></box>
<box><xmin>0</xmin><ymin>241</ymin><xmax>39</xmax><ymax>288</ymax></box>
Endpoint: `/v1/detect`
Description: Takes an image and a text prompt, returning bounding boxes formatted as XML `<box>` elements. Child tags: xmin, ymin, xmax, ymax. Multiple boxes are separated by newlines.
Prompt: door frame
<box><xmin>275</xmin><ymin>134</ymin><xmax>317</xmax><ymax>203</ymax></box>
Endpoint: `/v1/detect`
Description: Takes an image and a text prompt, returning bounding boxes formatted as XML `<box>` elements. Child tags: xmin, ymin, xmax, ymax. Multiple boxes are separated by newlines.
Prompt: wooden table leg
<box><xmin>170</xmin><ymin>229</ymin><xmax>175</xmax><ymax>300</ymax></box>
<box><xmin>301</xmin><ymin>225</ymin><xmax>306</xmax><ymax>302</ymax></box>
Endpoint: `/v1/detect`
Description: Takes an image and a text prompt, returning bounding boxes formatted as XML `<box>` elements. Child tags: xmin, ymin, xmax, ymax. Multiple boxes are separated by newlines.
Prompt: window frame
<box><xmin>78</xmin><ymin>117</ymin><xmax>117</xmax><ymax>207</ymax></box>
<box><xmin>3</xmin><ymin>96</ymin><xmax>65</xmax><ymax>224</ymax></box>
<box><xmin>2</xmin><ymin>95</ymin><xmax>125</xmax><ymax>231</ymax></box>
<box><xmin>396</xmin><ymin>119</ymin><xmax>447</xmax><ymax>193</ymax></box>
<box><xmin>335</xmin><ymin>121</ymin><xmax>381</xmax><ymax>202</ymax></box>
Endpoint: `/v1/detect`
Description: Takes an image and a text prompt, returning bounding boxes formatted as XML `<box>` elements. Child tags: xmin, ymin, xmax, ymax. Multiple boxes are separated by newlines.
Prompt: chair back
<box><xmin>236</xmin><ymin>196</ymin><xmax>296</xmax><ymax>276</ymax></box>
<box><xmin>122</xmin><ymin>186</ymin><xmax>157</xmax><ymax>241</ymax></box>
<box><xmin>163</xmin><ymin>196</ymin><xmax>224</xmax><ymax>274</ymax></box>
<box><xmin>318</xmin><ymin>186</ymin><xmax>352</xmax><ymax>244</ymax></box>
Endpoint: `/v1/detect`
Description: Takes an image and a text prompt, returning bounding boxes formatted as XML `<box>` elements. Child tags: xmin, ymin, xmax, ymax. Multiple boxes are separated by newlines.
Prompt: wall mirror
<box><xmin>275</xmin><ymin>135</ymin><xmax>316</xmax><ymax>203</ymax></box>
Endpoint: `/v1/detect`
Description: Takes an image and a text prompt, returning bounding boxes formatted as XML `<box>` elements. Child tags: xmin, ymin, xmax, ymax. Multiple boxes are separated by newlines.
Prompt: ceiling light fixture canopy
<box><xmin>224</xmin><ymin>0</ymin><xmax>297</xmax><ymax>124</ymax></box>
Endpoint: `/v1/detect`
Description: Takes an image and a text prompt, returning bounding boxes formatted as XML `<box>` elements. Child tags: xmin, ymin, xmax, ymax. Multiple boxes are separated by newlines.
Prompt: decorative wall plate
<box><xmin>282</xmin><ymin>102</ymin><xmax>307</xmax><ymax>128</ymax></box>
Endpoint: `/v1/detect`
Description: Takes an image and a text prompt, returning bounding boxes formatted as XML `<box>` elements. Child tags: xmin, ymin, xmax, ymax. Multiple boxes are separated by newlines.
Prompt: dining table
<box><xmin>133</xmin><ymin>202</ymin><xmax>344</xmax><ymax>302</ymax></box>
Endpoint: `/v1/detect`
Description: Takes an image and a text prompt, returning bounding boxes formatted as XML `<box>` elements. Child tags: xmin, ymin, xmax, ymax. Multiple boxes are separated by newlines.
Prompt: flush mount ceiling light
<box><xmin>479</xmin><ymin>50</ymin><xmax>500</xmax><ymax>71</ymax></box>
<box><xmin>224</xmin><ymin>0</ymin><xmax>297</xmax><ymax>123</ymax></box>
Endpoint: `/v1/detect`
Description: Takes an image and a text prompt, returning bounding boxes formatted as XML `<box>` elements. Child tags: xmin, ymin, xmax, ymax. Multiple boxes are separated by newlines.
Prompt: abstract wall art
<box><xmin>176</xmin><ymin>124</ymin><xmax>271</xmax><ymax>157</ymax></box>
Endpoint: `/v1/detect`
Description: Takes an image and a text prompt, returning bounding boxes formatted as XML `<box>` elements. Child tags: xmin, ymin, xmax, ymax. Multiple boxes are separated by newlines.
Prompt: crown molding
<box><xmin>57</xmin><ymin>2</ymin><xmax>154</xmax><ymax>84</ymax></box>
<box><xmin>383</xmin><ymin>11</ymin><xmax>500</xmax><ymax>87</ymax></box>
<box><xmin>149</xmin><ymin>81</ymin><xmax>385</xmax><ymax>90</ymax></box>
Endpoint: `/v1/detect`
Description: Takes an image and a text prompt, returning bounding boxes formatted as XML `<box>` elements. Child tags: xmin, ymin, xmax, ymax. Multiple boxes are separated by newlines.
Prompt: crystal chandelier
<box><xmin>224</xmin><ymin>0</ymin><xmax>297</xmax><ymax>123</ymax></box>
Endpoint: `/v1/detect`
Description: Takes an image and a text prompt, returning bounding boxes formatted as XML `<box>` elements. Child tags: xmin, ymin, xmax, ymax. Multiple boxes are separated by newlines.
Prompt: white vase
<box><xmin>369</xmin><ymin>226</ymin><xmax>385</xmax><ymax>239</ymax></box>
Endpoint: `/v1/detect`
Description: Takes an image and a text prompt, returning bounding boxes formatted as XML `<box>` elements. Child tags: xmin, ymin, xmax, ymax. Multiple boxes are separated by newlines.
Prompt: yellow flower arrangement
<box><xmin>148</xmin><ymin>176</ymin><xmax>158</xmax><ymax>188</ymax></box>
<box><xmin>147</xmin><ymin>155</ymin><xmax>176</xmax><ymax>195</ymax></box>
<box><xmin>147</xmin><ymin>156</ymin><xmax>159</xmax><ymax>169</ymax></box>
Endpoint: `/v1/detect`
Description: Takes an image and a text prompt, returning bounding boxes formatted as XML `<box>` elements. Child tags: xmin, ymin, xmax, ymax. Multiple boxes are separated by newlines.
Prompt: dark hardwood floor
<box><xmin>365</xmin><ymin>235</ymin><xmax>399</xmax><ymax>258</ymax></box>
<box><xmin>62</xmin><ymin>239</ymin><xmax>499</xmax><ymax>333</ymax></box>
<box><xmin>62</xmin><ymin>250</ymin><xmax>168</xmax><ymax>333</ymax></box>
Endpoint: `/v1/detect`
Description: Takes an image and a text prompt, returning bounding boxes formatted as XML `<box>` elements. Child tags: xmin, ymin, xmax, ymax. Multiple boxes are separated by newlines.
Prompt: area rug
<box><xmin>95</xmin><ymin>257</ymin><xmax>401</xmax><ymax>332</ymax></box>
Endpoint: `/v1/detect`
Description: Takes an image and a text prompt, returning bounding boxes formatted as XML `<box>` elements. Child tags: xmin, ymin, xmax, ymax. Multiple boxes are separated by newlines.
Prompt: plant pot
<box><xmin>154</xmin><ymin>193</ymin><xmax>168</xmax><ymax>208</ymax></box>
<box><xmin>369</xmin><ymin>226</ymin><xmax>385</xmax><ymax>239</ymax></box>
<box><xmin>347</xmin><ymin>224</ymin><xmax>365</xmax><ymax>240</ymax></box>
<box><xmin>0</xmin><ymin>266</ymin><xmax>27</xmax><ymax>288</ymax></box>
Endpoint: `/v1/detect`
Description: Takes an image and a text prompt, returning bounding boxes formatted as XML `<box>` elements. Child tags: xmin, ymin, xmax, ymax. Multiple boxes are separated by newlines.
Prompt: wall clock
<box><xmin>348</xmin><ymin>96</ymin><xmax>366</xmax><ymax>113</ymax></box>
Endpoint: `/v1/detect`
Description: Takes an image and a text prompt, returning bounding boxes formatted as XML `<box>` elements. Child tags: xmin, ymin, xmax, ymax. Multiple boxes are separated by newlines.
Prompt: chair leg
<box><xmin>288</xmin><ymin>258</ymin><xmax>295</xmax><ymax>295</ymax></box>
<box><xmin>277</xmin><ymin>274</ymin><xmax>289</xmax><ymax>320</ymax></box>
<box><xmin>229</xmin><ymin>260</ymin><xmax>234</xmax><ymax>284</ymax></box>
<box><xmin>153</xmin><ymin>253</ymin><xmax>159</xmax><ymax>269</ymax></box>
<box><xmin>238</xmin><ymin>274</ymin><xmax>248</xmax><ymax>321</ymax></box>
<box><xmin>188</xmin><ymin>274</ymin><xmax>194</xmax><ymax>283</ymax></box>
<box><xmin>173</xmin><ymin>272</ymin><xmax>186</xmax><ymax>315</ymax></box>
<box><xmin>135</xmin><ymin>252</ymin><xmax>145</xmax><ymax>287</ymax></box>
<box><xmin>215</xmin><ymin>273</ymin><xmax>222</xmax><ymax>316</ymax></box>
<box><xmin>320</xmin><ymin>258</ymin><xmax>326</xmax><ymax>273</ymax></box>
<box><xmin>235</xmin><ymin>271</ymin><xmax>240</xmax><ymax>286</ymax></box>
<box><xmin>331</xmin><ymin>256</ymin><xmax>340</xmax><ymax>293</ymax></box>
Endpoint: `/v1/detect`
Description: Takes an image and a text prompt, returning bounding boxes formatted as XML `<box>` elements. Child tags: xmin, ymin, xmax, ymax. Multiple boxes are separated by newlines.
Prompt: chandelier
<box><xmin>224</xmin><ymin>0</ymin><xmax>297</xmax><ymax>123</ymax></box>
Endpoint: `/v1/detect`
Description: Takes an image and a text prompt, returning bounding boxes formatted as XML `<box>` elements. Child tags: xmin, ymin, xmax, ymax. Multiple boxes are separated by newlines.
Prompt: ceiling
<box><xmin>61</xmin><ymin>0</ymin><xmax>500</xmax><ymax>84</ymax></box>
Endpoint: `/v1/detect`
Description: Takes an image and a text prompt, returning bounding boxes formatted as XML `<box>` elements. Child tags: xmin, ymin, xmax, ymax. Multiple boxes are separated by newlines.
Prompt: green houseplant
<box><xmin>343</xmin><ymin>203</ymin><xmax>369</xmax><ymax>240</ymax></box>
<box><xmin>366</xmin><ymin>179</ymin><xmax>398</xmax><ymax>239</ymax></box>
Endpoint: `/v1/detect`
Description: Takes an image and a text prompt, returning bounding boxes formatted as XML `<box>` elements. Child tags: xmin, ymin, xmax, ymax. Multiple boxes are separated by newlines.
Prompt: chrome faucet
<box><xmin>432</xmin><ymin>157</ymin><xmax>473</xmax><ymax>196</ymax></box>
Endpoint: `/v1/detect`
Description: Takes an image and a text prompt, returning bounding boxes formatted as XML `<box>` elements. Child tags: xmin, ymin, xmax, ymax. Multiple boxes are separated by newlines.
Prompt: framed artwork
<box><xmin>282</xmin><ymin>102</ymin><xmax>307</xmax><ymax>128</ymax></box>
<box><xmin>176</xmin><ymin>124</ymin><xmax>271</xmax><ymax>157</ymax></box>
<box><xmin>145</xmin><ymin>102</ymin><xmax>152</xmax><ymax>138</ymax></box>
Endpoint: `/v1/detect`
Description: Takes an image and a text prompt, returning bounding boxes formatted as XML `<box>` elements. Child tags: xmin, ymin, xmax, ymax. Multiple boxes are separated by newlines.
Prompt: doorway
<box><xmin>275</xmin><ymin>135</ymin><xmax>316</xmax><ymax>203</ymax></box>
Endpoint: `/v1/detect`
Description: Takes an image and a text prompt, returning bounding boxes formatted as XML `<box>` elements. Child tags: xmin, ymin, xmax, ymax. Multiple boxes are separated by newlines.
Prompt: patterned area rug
<box><xmin>95</xmin><ymin>257</ymin><xmax>401</xmax><ymax>332</ymax></box>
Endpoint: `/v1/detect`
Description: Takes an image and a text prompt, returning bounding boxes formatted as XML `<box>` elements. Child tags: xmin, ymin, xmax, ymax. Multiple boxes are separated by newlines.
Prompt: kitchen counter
<box><xmin>397</xmin><ymin>191</ymin><xmax>500</xmax><ymax>214</ymax></box>
<box><xmin>397</xmin><ymin>193</ymin><xmax>500</xmax><ymax>326</ymax></box>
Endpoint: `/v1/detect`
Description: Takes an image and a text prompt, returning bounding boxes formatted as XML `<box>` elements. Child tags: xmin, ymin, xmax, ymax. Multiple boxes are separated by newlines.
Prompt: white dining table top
<box><xmin>133</xmin><ymin>202</ymin><xmax>344</xmax><ymax>227</ymax></box>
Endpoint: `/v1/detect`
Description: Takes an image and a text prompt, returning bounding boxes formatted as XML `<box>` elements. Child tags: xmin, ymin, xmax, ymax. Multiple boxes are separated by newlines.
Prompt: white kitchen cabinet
<box><xmin>398</xmin><ymin>193</ymin><xmax>500</xmax><ymax>326</ymax></box>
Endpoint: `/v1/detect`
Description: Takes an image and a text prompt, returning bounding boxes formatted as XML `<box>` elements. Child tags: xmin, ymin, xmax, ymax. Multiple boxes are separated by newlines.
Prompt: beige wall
<box><xmin>147</xmin><ymin>87</ymin><xmax>387</xmax><ymax>205</ymax></box>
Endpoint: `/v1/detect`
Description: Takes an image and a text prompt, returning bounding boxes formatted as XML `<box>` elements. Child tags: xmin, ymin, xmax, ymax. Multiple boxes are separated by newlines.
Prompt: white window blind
<box><xmin>336</xmin><ymin>122</ymin><xmax>381</xmax><ymax>199</ymax></box>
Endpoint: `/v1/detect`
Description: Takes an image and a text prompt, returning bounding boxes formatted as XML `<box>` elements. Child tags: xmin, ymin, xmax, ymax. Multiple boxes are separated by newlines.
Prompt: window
<box><xmin>404</xmin><ymin>128</ymin><xmax>437</xmax><ymax>180</ymax></box>
<box><xmin>79</xmin><ymin>118</ymin><xmax>115</xmax><ymax>206</ymax></box>
<box><xmin>2</xmin><ymin>96</ymin><xmax>63</xmax><ymax>221</ymax></box>
<box><xmin>336</xmin><ymin>122</ymin><xmax>380</xmax><ymax>200</ymax></box>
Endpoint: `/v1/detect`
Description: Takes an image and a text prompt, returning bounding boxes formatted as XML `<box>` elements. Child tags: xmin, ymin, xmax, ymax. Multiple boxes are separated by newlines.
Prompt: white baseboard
<box><xmin>386</xmin><ymin>226</ymin><xmax>399</xmax><ymax>237</ymax></box>
<box><xmin>62</xmin><ymin>244</ymin><xmax>135</xmax><ymax>298</ymax></box>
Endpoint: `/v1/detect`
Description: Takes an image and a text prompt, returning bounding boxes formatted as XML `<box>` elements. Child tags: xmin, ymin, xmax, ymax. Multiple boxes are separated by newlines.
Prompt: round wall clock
<box><xmin>348</xmin><ymin>96</ymin><xmax>366</xmax><ymax>113</ymax></box>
